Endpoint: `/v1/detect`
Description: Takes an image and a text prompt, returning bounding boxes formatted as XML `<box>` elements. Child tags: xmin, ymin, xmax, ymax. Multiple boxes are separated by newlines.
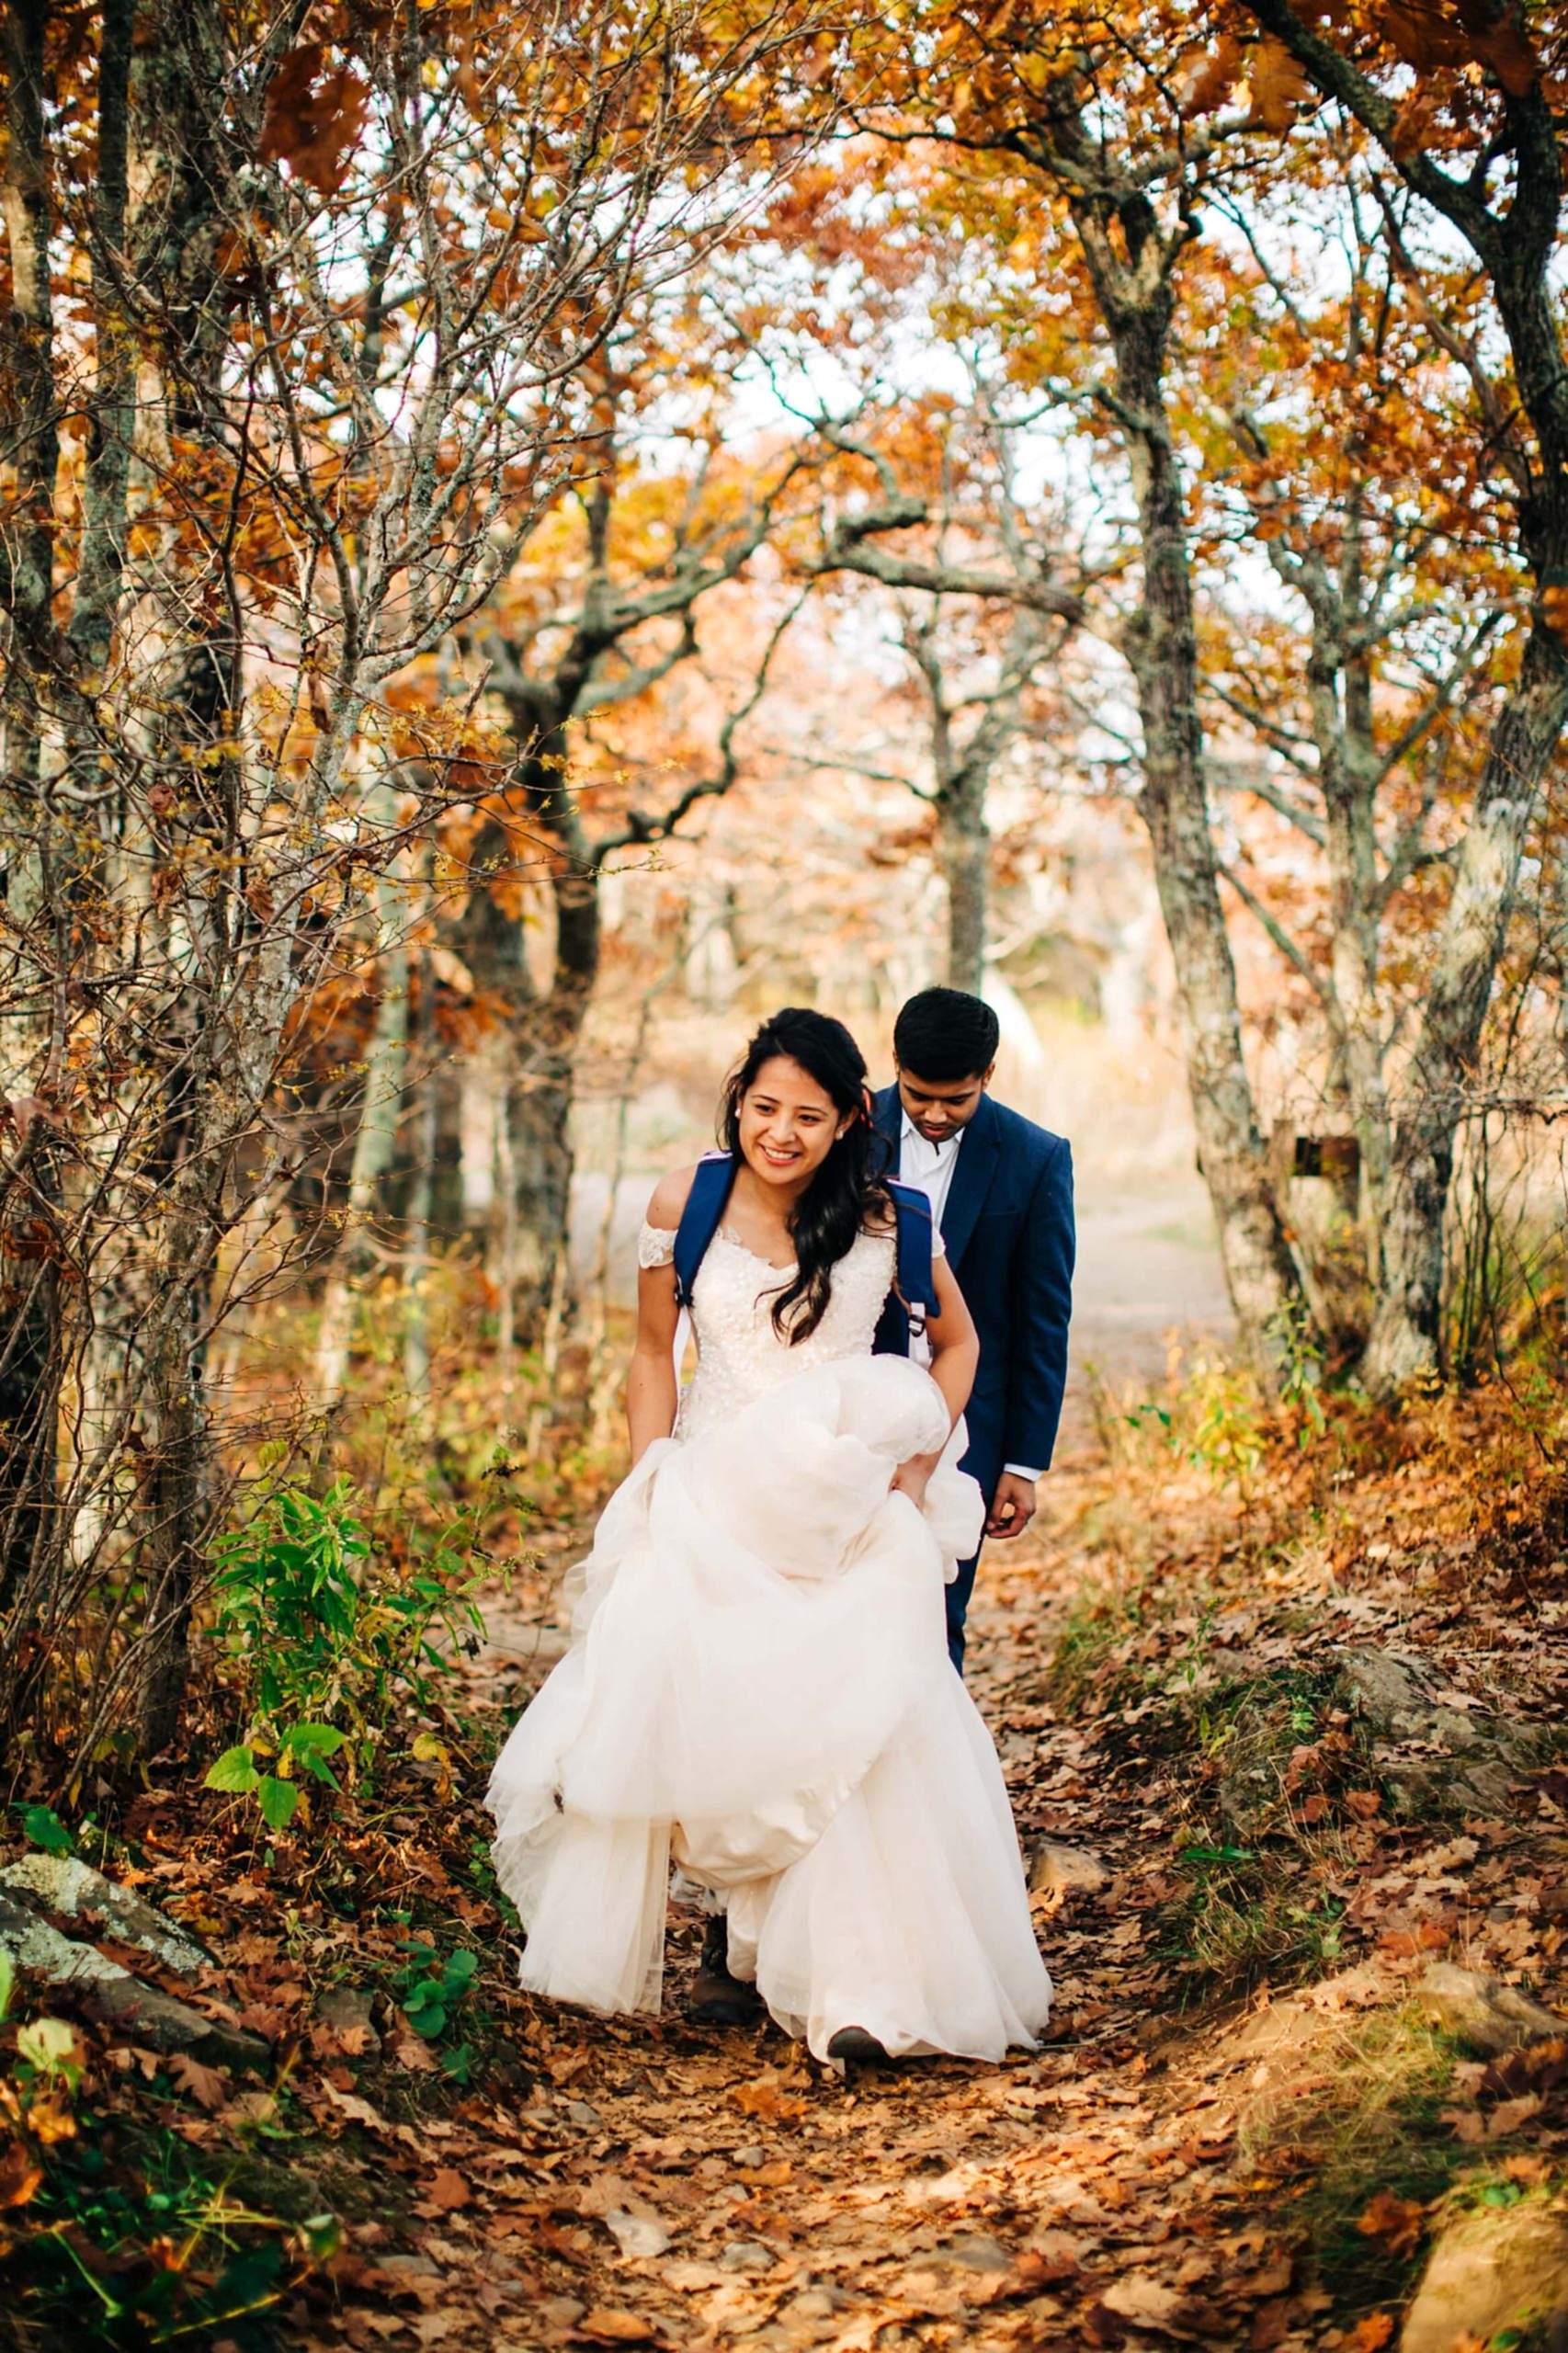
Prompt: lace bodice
<box><xmin>640</xmin><ymin>1222</ymin><xmax>902</xmax><ymax>1443</ymax></box>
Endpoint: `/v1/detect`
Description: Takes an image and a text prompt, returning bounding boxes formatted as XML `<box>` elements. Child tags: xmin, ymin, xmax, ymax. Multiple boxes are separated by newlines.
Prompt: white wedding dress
<box><xmin>485</xmin><ymin>1222</ymin><xmax>1051</xmax><ymax>2062</ymax></box>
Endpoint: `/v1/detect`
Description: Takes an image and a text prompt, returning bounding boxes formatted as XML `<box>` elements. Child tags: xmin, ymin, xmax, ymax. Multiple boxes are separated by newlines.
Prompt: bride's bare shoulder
<box><xmin>645</xmin><ymin>1165</ymin><xmax>702</xmax><ymax>1231</ymax></box>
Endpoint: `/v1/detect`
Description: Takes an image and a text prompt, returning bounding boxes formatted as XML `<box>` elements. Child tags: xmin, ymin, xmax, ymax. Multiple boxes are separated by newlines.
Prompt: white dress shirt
<box><xmin>897</xmin><ymin>1113</ymin><xmax>1040</xmax><ymax>1485</ymax></box>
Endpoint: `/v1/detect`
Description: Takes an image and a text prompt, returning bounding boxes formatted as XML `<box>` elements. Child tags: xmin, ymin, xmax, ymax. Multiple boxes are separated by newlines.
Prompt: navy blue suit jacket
<box><xmin>871</xmin><ymin>1086</ymin><xmax>1074</xmax><ymax>1506</ymax></box>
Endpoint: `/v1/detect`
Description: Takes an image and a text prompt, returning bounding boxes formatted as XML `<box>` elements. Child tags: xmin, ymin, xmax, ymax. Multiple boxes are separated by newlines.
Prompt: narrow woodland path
<box><xmin>290</xmin><ymin>1313</ymin><xmax>1568</xmax><ymax>2353</ymax></box>
<box><xmin>320</xmin><ymin>1472</ymin><xmax>1390</xmax><ymax>2353</ymax></box>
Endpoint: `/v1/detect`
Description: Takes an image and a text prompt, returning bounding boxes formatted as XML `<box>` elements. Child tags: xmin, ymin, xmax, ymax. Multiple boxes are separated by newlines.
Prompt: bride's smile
<box><xmin>734</xmin><ymin>1054</ymin><xmax>849</xmax><ymax>1203</ymax></box>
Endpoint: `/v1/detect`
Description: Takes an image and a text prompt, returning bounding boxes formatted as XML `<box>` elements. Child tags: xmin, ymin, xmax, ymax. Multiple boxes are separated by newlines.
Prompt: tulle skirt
<box><xmin>485</xmin><ymin>1354</ymin><xmax>1051</xmax><ymax>2061</ymax></box>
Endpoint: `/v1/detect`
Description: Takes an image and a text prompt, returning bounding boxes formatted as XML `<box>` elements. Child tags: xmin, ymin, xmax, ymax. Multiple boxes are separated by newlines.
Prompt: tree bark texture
<box><xmin>1364</xmin><ymin>617</ymin><xmax>1568</xmax><ymax>1387</ymax></box>
<box><xmin>1241</xmin><ymin>0</ymin><xmax>1568</xmax><ymax>1389</ymax></box>
<box><xmin>312</xmin><ymin>927</ymin><xmax>412</xmax><ymax>1429</ymax></box>
<box><xmin>1093</xmin><ymin>275</ymin><xmax>1302</xmax><ymax>1371</ymax></box>
<box><xmin>0</xmin><ymin>0</ymin><xmax>63</xmax><ymax>1631</ymax></box>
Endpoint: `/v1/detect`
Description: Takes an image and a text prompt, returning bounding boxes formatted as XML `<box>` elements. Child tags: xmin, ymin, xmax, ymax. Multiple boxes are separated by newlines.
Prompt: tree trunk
<box><xmin>0</xmin><ymin>1159</ymin><xmax>60</xmax><ymax>1618</ymax></box>
<box><xmin>135</xmin><ymin>1267</ymin><xmax>213</xmax><ymax>1754</ymax></box>
<box><xmin>403</xmin><ymin>909</ymin><xmax>437</xmax><ymax>1413</ymax></box>
<box><xmin>1108</xmin><ymin>298</ymin><xmax>1303</xmax><ymax>1373</ymax></box>
<box><xmin>505</xmin><ymin>859</ymin><xmax>600</xmax><ymax>1333</ymax></box>
<box><xmin>0</xmin><ymin>0</ymin><xmax>65</xmax><ymax>1625</ymax></box>
<box><xmin>938</xmin><ymin>800</ymin><xmax>988</xmax><ymax>994</ymax></box>
<box><xmin>1364</xmin><ymin>612</ymin><xmax>1568</xmax><ymax>1389</ymax></box>
<box><xmin>312</xmin><ymin>928</ymin><xmax>411</xmax><ymax>1429</ymax></box>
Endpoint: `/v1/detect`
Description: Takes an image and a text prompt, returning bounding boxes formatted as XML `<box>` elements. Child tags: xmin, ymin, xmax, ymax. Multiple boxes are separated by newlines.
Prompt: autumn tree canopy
<box><xmin>2</xmin><ymin>0</ymin><xmax>1565</xmax><ymax>1761</ymax></box>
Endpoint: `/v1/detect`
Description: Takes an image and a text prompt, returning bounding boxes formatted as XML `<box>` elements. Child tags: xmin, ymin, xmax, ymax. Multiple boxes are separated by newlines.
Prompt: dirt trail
<box><xmin>335</xmin><ymin>1484</ymin><xmax>1312</xmax><ymax>2353</ymax></box>
<box><xmin>308</xmin><ymin>1366</ymin><xmax>1568</xmax><ymax>2353</ymax></box>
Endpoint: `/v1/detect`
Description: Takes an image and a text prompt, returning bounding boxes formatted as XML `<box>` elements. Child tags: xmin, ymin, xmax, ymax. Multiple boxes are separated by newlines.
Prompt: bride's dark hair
<box><xmin>720</xmin><ymin>1006</ymin><xmax>892</xmax><ymax>1345</ymax></box>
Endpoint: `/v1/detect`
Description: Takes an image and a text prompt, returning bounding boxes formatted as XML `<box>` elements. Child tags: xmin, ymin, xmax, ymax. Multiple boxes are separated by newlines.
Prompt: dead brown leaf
<box><xmin>166</xmin><ymin>2052</ymin><xmax>229</xmax><ymax>2111</ymax></box>
<box><xmin>424</xmin><ymin>2165</ymin><xmax>472</xmax><ymax>2211</ymax></box>
<box><xmin>1356</xmin><ymin>2190</ymin><xmax>1426</xmax><ymax>2257</ymax></box>
<box><xmin>0</xmin><ymin>2140</ymin><xmax>43</xmax><ymax>2211</ymax></box>
<box><xmin>574</xmin><ymin>2313</ymin><xmax>660</xmax><ymax>2346</ymax></box>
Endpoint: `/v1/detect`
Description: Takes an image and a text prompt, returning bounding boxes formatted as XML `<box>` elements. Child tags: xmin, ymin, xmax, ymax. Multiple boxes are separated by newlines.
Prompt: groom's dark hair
<box><xmin>894</xmin><ymin>987</ymin><xmax>999</xmax><ymax>1081</ymax></box>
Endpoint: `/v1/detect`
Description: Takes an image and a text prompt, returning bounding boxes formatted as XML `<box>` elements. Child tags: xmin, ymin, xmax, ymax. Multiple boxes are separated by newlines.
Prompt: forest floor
<box><xmin>5</xmin><ymin>1370</ymin><xmax>1567</xmax><ymax>2353</ymax></box>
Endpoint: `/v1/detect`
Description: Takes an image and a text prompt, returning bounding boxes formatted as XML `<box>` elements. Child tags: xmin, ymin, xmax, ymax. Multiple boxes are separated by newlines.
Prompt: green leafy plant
<box><xmin>17</xmin><ymin>1803</ymin><xmax>74</xmax><ymax>1857</ymax></box>
<box><xmin>1183</xmin><ymin>1357</ymin><xmax>1267</xmax><ymax>1489</ymax></box>
<box><xmin>1269</xmin><ymin>1295</ymin><xmax>1329</xmax><ymax>1444</ymax></box>
<box><xmin>204</xmin><ymin>1722</ymin><xmax>348</xmax><ymax>1833</ymax></box>
<box><xmin>210</xmin><ymin>1482</ymin><xmax>374</xmax><ymax>1722</ymax></box>
<box><xmin>397</xmin><ymin>1939</ymin><xmax>479</xmax><ymax>2043</ymax></box>
<box><xmin>202</xmin><ymin>1481</ymin><xmax>487</xmax><ymax>1834</ymax></box>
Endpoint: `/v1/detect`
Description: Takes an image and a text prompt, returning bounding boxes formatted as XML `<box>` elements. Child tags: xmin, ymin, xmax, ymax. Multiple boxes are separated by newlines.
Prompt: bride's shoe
<box><xmin>825</xmin><ymin>2025</ymin><xmax>889</xmax><ymax>2063</ymax></box>
<box><xmin>688</xmin><ymin>1915</ymin><xmax>764</xmax><ymax>2029</ymax></box>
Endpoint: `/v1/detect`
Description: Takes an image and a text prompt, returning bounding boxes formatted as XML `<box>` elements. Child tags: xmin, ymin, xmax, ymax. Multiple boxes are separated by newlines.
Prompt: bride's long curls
<box><xmin>720</xmin><ymin>1008</ymin><xmax>892</xmax><ymax>1345</ymax></box>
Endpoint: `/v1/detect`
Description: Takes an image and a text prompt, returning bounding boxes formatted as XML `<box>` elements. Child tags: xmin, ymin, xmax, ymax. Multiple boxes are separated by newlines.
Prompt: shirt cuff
<box><xmin>1002</xmin><ymin>1463</ymin><xmax>1040</xmax><ymax>1483</ymax></box>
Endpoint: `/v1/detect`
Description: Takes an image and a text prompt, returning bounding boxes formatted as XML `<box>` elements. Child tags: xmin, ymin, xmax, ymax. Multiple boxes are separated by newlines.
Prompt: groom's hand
<box><xmin>985</xmin><ymin>1472</ymin><xmax>1036</xmax><ymax>1540</ymax></box>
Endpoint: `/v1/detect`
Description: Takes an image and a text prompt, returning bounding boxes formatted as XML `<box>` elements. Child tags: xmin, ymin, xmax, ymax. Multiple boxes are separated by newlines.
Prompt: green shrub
<box><xmin>203</xmin><ymin>1480</ymin><xmax>486</xmax><ymax>1834</ymax></box>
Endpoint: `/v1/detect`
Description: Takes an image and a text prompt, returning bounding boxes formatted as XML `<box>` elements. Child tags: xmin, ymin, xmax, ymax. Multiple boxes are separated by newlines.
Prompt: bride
<box><xmin>486</xmin><ymin>1006</ymin><xmax>1051</xmax><ymax>2063</ymax></box>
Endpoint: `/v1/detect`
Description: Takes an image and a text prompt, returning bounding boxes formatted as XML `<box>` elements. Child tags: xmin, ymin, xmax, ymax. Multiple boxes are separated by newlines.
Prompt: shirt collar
<box><xmin>901</xmin><ymin>1112</ymin><xmax>958</xmax><ymax>1154</ymax></box>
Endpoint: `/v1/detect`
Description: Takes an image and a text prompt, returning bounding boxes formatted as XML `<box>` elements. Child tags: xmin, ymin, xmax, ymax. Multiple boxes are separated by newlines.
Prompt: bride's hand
<box><xmin>890</xmin><ymin>1456</ymin><xmax>934</xmax><ymax>1509</ymax></box>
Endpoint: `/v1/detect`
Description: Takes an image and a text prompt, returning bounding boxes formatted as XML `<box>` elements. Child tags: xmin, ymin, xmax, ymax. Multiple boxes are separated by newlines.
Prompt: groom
<box><xmin>873</xmin><ymin>987</ymin><xmax>1074</xmax><ymax>1672</ymax></box>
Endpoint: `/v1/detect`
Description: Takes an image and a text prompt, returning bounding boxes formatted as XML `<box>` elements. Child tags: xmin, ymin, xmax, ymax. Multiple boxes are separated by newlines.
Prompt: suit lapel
<box><xmin>872</xmin><ymin>1084</ymin><xmax>902</xmax><ymax>1166</ymax></box>
<box><xmin>941</xmin><ymin>1092</ymin><xmax>1001</xmax><ymax>1270</ymax></box>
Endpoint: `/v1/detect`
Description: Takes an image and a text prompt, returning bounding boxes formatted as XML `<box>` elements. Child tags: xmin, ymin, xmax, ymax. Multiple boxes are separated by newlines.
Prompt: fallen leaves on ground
<box><xmin>5</xmin><ymin>1386</ymin><xmax>1565</xmax><ymax>2348</ymax></box>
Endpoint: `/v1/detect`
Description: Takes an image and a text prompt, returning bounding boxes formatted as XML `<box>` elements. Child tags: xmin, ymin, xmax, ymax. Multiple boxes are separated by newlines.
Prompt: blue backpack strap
<box><xmin>672</xmin><ymin>1154</ymin><xmax>738</xmax><ymax>1309</ymax></box>
<box><xmin>886</xmin><ymin>1178</ymin><xmax>937</xmax><ymax>1336</ymax></box>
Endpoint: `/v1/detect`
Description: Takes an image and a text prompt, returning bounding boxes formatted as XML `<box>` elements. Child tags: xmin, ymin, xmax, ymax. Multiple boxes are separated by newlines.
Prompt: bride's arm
<box><xmin>626</xmin><ymin>1169</ymin><xmax>691</xmax><ymax>1465</ymax></box>
<box><xmin>892</xmin><ymin>1258</ymin><xmax>979</xmax><ymax>1505</ymax></box>
<box><xmin>924</xmin><ymin>1256</ymin><xmax>979</xmax><ymax>1427</ymax></box>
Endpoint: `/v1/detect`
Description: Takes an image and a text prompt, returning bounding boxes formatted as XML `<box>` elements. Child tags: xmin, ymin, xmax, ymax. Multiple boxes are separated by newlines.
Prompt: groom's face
<box><xmin>895</xmin><ymin>1063</ymin><xmax>994</xmax><ymax>1144</ymax></box>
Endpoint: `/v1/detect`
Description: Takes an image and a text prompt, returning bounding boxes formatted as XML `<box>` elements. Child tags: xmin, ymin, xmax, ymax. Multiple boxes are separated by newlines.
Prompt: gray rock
<box><xmin>602</xmin><ymin>2207</ymin><xmax>672</xmax><ymax>2259</ymax></box>
<box><xmin>1401</xmin><ymin>2202</ymin><xmax>1568</xmax><ymax>2353</ymax></box>
<box><xmin>0</xmin><ymin>1856</ymin><xmax>209</xmax><ymax>1974</ymax></box>
<box><xmin>719</xmin><ymin>2240</ymin><xmax>776</xmax><ymax>2272</ymax></box>
<box><xmin>0</xmin><ymin>1893</ymin><xmax>126</xmax><ymax>1988</ymax></box>
<box><xmin>935</xmin><ymin>2234</ymin><xmax>1015</xmax><ymax>2274</ymax></box>
<box><xmin>0</xmin><ymin>1893</ymin><xmax>268</xmax><ymax>2075</ymax></box>
<box><xmin>316</xmin><ymin>1985</ymin><xmax>381</xmax><ymax>2050</ymax></box>
<box><xmin>790</xmin><ymin>2287</ymin><xmax>848</xmax><ymax>2318</ymax></box>
<box><xmin>84</xmin><ymin>1972</ymin><xmax>269</xmax><ymax>2074</ymax></box>
<box><xmin>1027</xmin><ymin>1841</ymin><xmax>1109</xmax><ymax>1907</ymax></box>
<box><xmin>1335</xmin><ymin>1646</ymin><xmax>1551</xmax><ymax>1815</ymax></box>
<box><xmin>1415</xmin><ymin>1962</ymin><xmax>1567</xmax><ymax>2057</ymax></box>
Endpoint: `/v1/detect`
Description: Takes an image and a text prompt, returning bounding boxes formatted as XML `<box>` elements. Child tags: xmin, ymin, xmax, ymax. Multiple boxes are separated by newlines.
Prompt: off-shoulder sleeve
<box><xmin>638</xmin><ymin>1221</ymin><xmax>677</xmax><ymax>1269</ymax></box>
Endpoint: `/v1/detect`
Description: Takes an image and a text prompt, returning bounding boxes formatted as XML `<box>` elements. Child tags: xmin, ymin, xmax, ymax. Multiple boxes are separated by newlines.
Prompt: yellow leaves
<box><xmin>413</xmin><ymin>1730</ymin><xmax>454</xmax><ymax>1800</ymax></box>
<box><xmin>1012</xmin><ymin>51</ymin><xmax>1055</xmax><ymax>97</ymax></box>
<box><xmin>1391</xmin><ymin>80</ymin><xmax>1446</xmax><ymax>162</ymax></box>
